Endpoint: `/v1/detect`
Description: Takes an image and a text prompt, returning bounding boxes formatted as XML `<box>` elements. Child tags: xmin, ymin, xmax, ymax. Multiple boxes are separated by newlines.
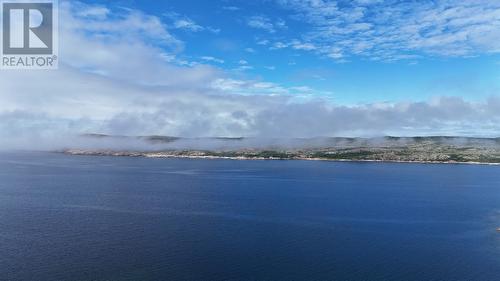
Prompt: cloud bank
<box><xmin>0</xmin><ymin>1</ymin><xmax>499</xmax><ymax>150</ymax></box>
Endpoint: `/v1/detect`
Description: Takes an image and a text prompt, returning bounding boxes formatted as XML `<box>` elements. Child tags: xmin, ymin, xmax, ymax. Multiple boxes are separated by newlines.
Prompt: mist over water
<box><xmin>2</xmin><ymin>133</ymin><xmax>499</xmax><ymax>153</ymax></box>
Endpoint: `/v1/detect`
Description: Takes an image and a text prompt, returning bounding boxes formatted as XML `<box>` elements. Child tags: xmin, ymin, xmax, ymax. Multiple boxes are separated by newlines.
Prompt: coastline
<box><xmin>61</xmin><ymin>150</ymin><xmax>500</xmax><ymax>166</ymax></box>
<box><xmin>147</xmin><ymin>154</ymin><xmax>500</xmax><ymax>166</ymax></box>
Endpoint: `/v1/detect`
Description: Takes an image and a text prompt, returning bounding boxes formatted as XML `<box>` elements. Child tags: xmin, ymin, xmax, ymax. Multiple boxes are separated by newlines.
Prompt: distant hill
<box><xmin>64</xmin><ymin>134</ymin><xmax>500</xmax><ymax>164</ymax></box>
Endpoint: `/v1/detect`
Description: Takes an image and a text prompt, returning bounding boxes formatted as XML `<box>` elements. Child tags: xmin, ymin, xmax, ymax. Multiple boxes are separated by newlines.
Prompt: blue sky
<box><xmin>2</xmin><ymin>0</ymin><xmax>500</xmax><ymax>142</ymax></box>
<box><xmin>80</xmin><ymin>0</ymin><xmax>500</xmax><ymax>104</ymax></box>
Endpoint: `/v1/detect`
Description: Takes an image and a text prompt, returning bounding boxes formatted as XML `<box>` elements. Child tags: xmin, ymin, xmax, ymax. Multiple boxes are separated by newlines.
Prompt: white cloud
<box><xmin>270</xmin><ymin>42</ymin><xmax>288</xmax><ymax>49</ymax></box>
<box><xmin>233</xmin><ymin>60</ymin><xmax>253</xmax><ymax>71</ymax></box>
<box><xmin>247</xmin><ymin>15</ymin><xmax>287</xmax><ymax>33</ymax></box>
<box><xmin>290</xmin><ymin>40</ymin><xmax>316</xmax><ymax>51</ymax></box>
<box><xmin>200</xmin><ymin>56</ymin><xmax>225</xmax><ymax>64</ymax></box>
<box><xmin>234</xmin><ymin>65</ymin><xmax>254</xmax><ymax>71</ymax></box>
<box><xmin>210</xmin><ymin>79</ymin><xmax>294</xmax><ymax>96</ymax></box>
<box><xmin>290</xmin><ymin>86</ymin><xmax>312</xmax><ymax>92</ymax></box>
<box><xmin>206</xmin><ymin>27</ymin><xmax>221</xmax><ymax>34</ymax></box>
<box><xmin>1</xmin><ymin>0</ymin><xmax>500</xmax><ymax>149</ymax></box>
<box><xmin>161</xmin><ymin>54</ymin><xmax>203</xmax><ymax>67</ymax></box>
<box><xmin>256</xmin><ymin>39</ymin><xmax>270</xmax><ymax>45</ymax></box>
<box><xmin>74</xmin><ymin>4</ymin><xmax>109</xmax><ymax>18</ymax></box>
<box><xmin>275</xmin><ymin>18</ymin><xmax>287</xmax><ymax>29</ymax></box>
<box><xmin>164</xmin><ymin>11</ymin><xmax>219</xmax><ymax>33</ymax></box>
<box><xmin>66</xmin><ymin>6</ymin><xmax>182</xmax><ymax>50</ymax></box>
<box><xmin>247</xmin><ymin>15</ymin><xmax>275</xmax><ymax>32</ymax></box>
<box><xmin>277</xmin><ymin>0</ymin><xmax>500</xmax><ymax>60</ymax></box>
<box><xmin>173</xmin><ymin>19</ymin><xmax>204</xmax><ymax>32</ymax></box>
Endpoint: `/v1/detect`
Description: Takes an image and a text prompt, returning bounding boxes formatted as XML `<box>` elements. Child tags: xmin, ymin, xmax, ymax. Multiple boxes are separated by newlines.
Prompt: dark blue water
<box><xmin>1</xmin><ymin>152</ymin><xmax>500</xmax><ymax>281</ymax></box>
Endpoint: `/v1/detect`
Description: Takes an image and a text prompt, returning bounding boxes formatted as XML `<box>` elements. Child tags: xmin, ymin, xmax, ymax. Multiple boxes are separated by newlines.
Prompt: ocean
<box><xmin>1</xmin><ymin>152</ymin><xmax>499</xmax><ymax>281</ymax></box>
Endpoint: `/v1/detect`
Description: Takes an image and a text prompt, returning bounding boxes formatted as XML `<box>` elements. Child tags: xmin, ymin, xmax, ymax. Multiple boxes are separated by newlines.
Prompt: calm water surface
<box><xmin>1</xmin><ymin>152</ymin><xmax>500</xmax><ymax>281</ymax></box>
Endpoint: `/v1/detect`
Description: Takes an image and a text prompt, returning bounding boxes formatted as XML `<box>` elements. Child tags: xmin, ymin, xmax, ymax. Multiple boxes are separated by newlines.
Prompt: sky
<box><xmin>1</xmin><ymin>0</ymin><xmax>500</xmax><ymax>146</ymax></box>
<box><xmin>102</xmin><ymin>0</ymin><xmax>500</xmax><ymax>103</ymax></box>
<box><xmin>78</xmin><ymin>0</ymin><xmax>500</xmax><ymax>104</ymax></box>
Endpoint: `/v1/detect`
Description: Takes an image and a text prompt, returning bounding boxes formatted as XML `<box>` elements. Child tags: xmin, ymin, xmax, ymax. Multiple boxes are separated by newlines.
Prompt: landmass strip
<box><xmin>61</xmin><ymin>135</ymin><xmax>500</xmax><ymax>165</ymax></box>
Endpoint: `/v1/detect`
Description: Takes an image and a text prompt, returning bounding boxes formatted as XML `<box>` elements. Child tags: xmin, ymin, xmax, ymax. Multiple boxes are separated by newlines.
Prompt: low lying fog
<box><xmin>2</xmin><ymin>133</ymin><xmax>499</xmax><ymax>152</ymax></box>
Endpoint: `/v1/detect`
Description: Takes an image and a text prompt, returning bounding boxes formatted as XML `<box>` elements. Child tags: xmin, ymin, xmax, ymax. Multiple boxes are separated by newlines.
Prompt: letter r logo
<box><xmin>2</xmin><ymin>2</ymin><xmax>53</xmax><ymax>54</ymax></box>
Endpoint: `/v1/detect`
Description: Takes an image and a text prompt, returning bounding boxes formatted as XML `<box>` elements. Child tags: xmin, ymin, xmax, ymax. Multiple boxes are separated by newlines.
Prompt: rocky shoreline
<box><xmin>62</xmin><ymin>147</ymin><xmax>500</xmax><ymax>166</ymax></box>
<box><xmin>59</xmin><ymin>135</ymin><xmax>500</xmax><ymax>165</ymax></box>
